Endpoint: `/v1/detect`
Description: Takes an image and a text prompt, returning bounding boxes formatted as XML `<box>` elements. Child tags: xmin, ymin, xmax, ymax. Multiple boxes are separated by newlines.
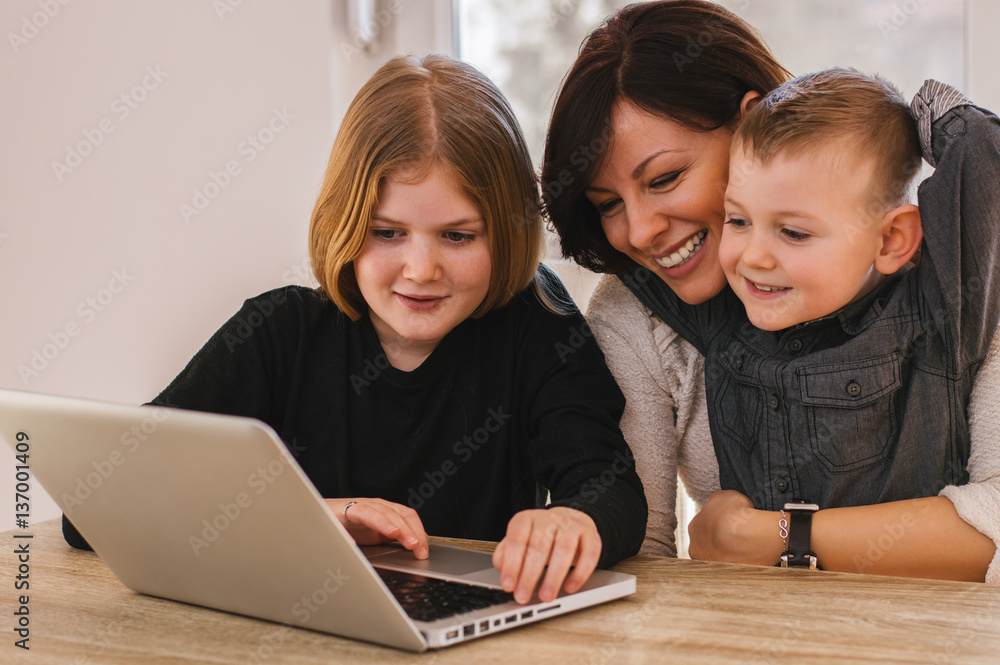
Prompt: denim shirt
<box><xmin>622</xmin><ymin>81</ymin><xmax>1000</xmax><ymax>511</ymax></box>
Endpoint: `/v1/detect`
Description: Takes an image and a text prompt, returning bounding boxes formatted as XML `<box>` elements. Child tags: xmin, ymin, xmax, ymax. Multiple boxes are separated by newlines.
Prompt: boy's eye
<box><xmin>444</xmin><ymin>231</ymin><xmax>475</xmax><ymax>243</ymax></box>
<box><xmin>724</xmin><ymin>216</ymin><xmax>749</xmax><ymax>228</ymax></box>
<box><xmin>782</xmin><ymin>228</ymin><xmax>810</xmax><ymax>241</ymax></box>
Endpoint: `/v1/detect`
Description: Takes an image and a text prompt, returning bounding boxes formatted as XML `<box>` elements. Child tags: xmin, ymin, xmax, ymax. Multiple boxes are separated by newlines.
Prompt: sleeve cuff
<box><xmin>550</xmin><ymin>478</ymin><xmax>646</xmax><ymax>569</ymax></box>
<box><xmin>940</xmin><ymin>482</ymin><xmax>1000</xmax><ymax>584</ymax></box>
<box><xmin>910</xmin><ymin>80</ymin><xmax>973</xmax><ymax>167</ymax></box>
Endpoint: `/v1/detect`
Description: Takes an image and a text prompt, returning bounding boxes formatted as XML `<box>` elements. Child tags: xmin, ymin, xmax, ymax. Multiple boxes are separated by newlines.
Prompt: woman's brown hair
<box><xmin>542</xmin><ymin>0</ymin><xmax>791</xmax><ymax>273</ymax></box>
<box><xmin>310</xmin><ymin>54</ymin><xmax>548</xmax><ymax>319</ymax></box>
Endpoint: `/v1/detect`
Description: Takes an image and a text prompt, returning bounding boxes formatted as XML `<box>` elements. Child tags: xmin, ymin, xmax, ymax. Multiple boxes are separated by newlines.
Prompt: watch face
<box><xmin>783</xmin><ymin>502</ymin><xmax>819</xmax><ymax>512</ymax></box>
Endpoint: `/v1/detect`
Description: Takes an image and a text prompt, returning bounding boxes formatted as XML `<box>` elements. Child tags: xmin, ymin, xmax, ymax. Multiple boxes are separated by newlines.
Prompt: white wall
<box><xmin>967</xmin><ymin>0</ymin><xmax>1000</xmax><ymax>112</ymax></box>
<box><xmin>0</xmin><ymin>0</ymin><xmax>453</xmax><ymax>526</ymax></box>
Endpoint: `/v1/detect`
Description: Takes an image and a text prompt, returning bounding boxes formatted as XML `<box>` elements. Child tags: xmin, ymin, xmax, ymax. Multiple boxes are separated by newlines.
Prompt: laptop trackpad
<box><xmin>363</xmin><ymin>543</ymin><xmax>501</xmax><ymax>586</ymax></box>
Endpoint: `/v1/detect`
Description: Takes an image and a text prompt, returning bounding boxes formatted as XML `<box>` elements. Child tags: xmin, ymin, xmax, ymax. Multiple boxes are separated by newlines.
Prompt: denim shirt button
<box><xmin>846</xmin><ymin>381</ymin><xmax>862</xmax><ymax>397</ymax></box>
<box><xmin>788</xmin><ymin>339</ymin><xmax>803</xmax><ymax>353</ymax></box>
<box><xmin>768</xmin><ymin>395</ymin><xmax>779</xmax><ymax>410</ymax></box>
<box><xmin>775</xmin><ymin>478</ymin><xmax>789</xmax><ymax>492</ymax></box>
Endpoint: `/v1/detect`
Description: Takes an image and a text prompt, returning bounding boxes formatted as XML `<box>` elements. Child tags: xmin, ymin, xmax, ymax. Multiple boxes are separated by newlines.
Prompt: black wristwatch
<box><xmin>780</xmin><ymin>501</ymin><xmax>820</xmax><ymax>570</ymax></box>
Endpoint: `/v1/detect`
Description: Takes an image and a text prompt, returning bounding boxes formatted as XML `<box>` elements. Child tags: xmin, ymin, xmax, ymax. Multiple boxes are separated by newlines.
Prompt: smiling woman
<box><xmin>542</xmin><ymin>1</ymin><xmax>789</xmax><ymax>559</ymax></box>
<box><xmin>582</xmin><ymin>101</ymin><xmax>743</xmax><ymax>305</ymax></box>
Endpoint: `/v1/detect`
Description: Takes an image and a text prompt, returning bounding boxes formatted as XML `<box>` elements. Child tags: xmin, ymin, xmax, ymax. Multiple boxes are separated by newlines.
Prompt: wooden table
<box><xmin>3</xmin><ymin>520</ymin><xmax>1000</xmax><ymax>664</ymax></box>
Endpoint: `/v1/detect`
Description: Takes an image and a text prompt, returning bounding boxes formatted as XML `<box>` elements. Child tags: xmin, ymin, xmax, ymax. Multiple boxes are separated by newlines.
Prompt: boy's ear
<box><xmin>874</xmin><ymin>204</ymin><xmax>922</xmax><ymax>275</ymax></box>
<box><xmin>738</xmin><ymin>90</ymin><xmax>762</xmax><ymax>120</ymax></box>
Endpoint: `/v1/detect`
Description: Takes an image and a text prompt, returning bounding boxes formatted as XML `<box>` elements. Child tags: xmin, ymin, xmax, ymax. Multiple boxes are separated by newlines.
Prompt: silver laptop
<box><xmin>0</xmin><ymin>389</ymin><xmax>635</xmax><ymax>651</ymax></box>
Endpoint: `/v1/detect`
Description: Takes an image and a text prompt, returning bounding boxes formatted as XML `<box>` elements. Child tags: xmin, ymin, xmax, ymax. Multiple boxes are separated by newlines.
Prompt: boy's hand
<box><xmin>493</xmin><ymin>507</ymin><xmax>602</xmax><ymax>604</ymax></box>
<box><xmin>325</xmin><ymin>498</ymin><xmax>429</xmax><ymax>560</ymax></box>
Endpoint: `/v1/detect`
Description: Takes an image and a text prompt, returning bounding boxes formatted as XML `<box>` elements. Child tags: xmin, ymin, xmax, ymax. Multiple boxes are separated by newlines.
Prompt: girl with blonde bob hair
<box><xmin>311</xmin><ymin>54</ymin><xmax>554</xmax><ymax>320</ymax></box>
<box><xmin>64</xmin><ymin>54</ymin><xmax>646</xmax><ymax>606</ymax></box>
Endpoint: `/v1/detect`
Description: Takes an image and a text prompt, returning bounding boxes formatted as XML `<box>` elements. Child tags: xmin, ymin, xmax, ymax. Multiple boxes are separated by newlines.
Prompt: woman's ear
<box><xmin>739</xmin><ymin>90</ymin><xmax>762</xmax><ymax>120</ymax></box>
<box><xmin>874</xmin><ymin>204</ymin><xmax>922</xmax><ymax>275</ymax></box>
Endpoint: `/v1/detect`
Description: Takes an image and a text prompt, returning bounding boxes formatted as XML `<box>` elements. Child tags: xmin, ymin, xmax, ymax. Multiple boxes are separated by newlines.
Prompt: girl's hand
<box><xmin>687</xmin><ymin>490</ymin><xmax>783</xmax><ymax>565</ymax></box>
<box><xmin>492</xmin><ymin>507</ymin><xmax>602</xmax><ymax>604</ymax></box>
<box><xmin>325</xmin><ymin>498</ymin><xmax>429</xmax><ymax>559</ymax></box>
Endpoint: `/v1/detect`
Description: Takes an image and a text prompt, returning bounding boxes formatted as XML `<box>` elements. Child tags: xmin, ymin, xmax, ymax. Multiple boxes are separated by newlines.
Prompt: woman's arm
<box><xmin>689</xmin><ymin>491</ymin><xmax>994</xmax><ymax>581</ymax></box>
<box><xmin>690</xmin><ymin>324</ymin><xmax>1000</xmax><ymax>582</ymax></box>
<box><xmin>816</xmin><ymin>498</ymin><xmax>994</xmax><ymax>580</ymax></box>
<box><xmin>938</xmin><ymin>318</ymin><xmax>1000</xmax><ymax>583</ymax></box>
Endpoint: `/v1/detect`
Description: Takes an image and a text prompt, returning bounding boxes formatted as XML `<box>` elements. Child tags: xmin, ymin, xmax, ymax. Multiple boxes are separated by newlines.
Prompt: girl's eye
<box><xmin>650</xmin><ymin>171</ymin><xmax>681</xmax><ymax>189</ymax></box>
<box><xmin>724</xmin><ymin>216</ymin><xmax>749</xmax><ymax>228</ymax></box>
<box><xmin>444</xmin><ymin>231</ymin><xmax>475</xmax><ymax>243</ymax></box>
<box><xmin>783</xmin><ymin>228</ymin><xmax>810</xmax><ymax>241</ymax></box>
<box><xmin>372</xmin><ymin>229</ymin><xmax>400</xmax><ymax>241</ymax></box>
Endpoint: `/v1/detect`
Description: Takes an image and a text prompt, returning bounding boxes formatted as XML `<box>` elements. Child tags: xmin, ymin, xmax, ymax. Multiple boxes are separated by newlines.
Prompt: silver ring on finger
<box><xmin>343</xmin><ymin>501</ymin><xmax>358</xmax><ymax>524</ymax></box>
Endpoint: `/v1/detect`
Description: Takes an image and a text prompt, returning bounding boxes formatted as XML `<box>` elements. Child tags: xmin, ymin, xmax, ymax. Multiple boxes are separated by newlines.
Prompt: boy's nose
<box><xmin>739</xmin><ymin>232</ymin><xmax>775</xmax><ymax>270</ymax></box>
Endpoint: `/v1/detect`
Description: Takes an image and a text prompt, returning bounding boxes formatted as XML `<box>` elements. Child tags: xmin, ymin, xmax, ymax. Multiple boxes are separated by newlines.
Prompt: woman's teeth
<box><xmin>655</xmin><ymin>230</ymin><xmax>707</xmax><ymax>269</ymax></box>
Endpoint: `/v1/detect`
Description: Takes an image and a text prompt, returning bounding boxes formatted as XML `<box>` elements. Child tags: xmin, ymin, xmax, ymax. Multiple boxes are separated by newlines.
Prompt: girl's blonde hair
<box><xmin>310</xmin><ymin>54</ymin><xmax>554</xmax><ymax>320</ymax></box>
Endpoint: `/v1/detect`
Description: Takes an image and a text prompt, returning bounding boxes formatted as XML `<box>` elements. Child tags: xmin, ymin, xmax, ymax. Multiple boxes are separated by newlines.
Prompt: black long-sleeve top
<box><xmin>65</xmin><ymin>272</ymin><xmax>646</xmax><ymax>568</ymax></box>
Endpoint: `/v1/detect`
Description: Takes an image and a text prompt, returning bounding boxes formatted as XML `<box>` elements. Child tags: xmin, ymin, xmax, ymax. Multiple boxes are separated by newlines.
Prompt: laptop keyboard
<box><xmin>377</xmin><ymin>569</ymin><xmax>514</xmax><ymax>622</ymax></box>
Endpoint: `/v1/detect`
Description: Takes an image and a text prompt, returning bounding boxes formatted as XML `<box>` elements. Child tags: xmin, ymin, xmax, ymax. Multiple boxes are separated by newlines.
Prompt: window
<box><xmin>458</xmin><ymin>1</ymin><xmax>623</xmax><ymax>307</ymax></box>
<box><xmin>459</xmin><ymin>1</ymin><xmax>964</xmax><ymax>165</ymax></box>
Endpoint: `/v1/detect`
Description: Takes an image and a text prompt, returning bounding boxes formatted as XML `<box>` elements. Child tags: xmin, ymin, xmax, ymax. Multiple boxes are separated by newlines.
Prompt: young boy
<box><xmin>626</xmin><ymin>69</ymin><xmax>1000</xmax><ymax>524</ymax></box>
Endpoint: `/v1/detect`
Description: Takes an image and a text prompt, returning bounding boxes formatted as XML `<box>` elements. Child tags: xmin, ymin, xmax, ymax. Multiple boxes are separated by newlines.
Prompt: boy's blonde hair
<box><xmin>734</xmin><ymin>67</ymin><xmax>922</xmax><ymax>212</ymax></box>
<box><xmin>309</xmin><ymin>54</ymin><xmax>547</xmax><ymax>320</ymax></box>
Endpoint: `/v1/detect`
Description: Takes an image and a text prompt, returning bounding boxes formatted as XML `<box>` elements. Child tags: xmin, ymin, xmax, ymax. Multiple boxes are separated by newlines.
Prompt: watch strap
<box><xmin>780</xmin><ymin>502</ymin><xmax>820</xmax><ymax>570</ymax></box>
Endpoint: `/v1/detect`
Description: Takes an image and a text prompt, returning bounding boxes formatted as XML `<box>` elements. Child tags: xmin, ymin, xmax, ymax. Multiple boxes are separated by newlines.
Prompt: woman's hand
<box><xmin>492</xmin><ymin>507</ymin><xmax>602</xmax><ymax>604</ymax></box>
<box><xmin>325</xmin><ymin>498</ymin><xmax>429</xmax><ymax>559</ymax></box>
<box><xmin>687</xmin><ymin>490</ymin><xmax>783</xmax><ymax>565</ymax></box>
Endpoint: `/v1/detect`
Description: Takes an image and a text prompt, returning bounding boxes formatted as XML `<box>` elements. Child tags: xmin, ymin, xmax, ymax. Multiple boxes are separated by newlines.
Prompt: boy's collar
<box><xmin>791</xmin><ymin>265</ymin><xmax>911</xmax><ymax>336</ymax></box>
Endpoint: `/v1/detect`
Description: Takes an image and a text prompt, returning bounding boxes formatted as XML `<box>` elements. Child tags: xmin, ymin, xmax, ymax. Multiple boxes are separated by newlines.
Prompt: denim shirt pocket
<box><xmin>712</xmin><ymin>338</ymin><xmax>763</xmax><ymax>454</ymax></box>
<box><xmin>798</xmin><ymin>353</ymin><xmax>902</xmax><ymax>473</ymax></box>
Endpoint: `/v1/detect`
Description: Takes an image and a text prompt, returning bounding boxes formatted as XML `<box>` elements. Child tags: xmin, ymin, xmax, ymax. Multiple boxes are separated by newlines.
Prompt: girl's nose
<box><xmin>401</xmin><ymin>239</ymin><xmax>442</xmax><ymax>282</ymax></box>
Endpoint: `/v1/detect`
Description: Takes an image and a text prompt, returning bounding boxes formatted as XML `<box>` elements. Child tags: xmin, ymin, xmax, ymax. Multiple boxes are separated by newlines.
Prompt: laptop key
<box><xmin>377</xmin><ymin>570</ymin><xmax>514</xmax><ymax>622</ymax></box>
